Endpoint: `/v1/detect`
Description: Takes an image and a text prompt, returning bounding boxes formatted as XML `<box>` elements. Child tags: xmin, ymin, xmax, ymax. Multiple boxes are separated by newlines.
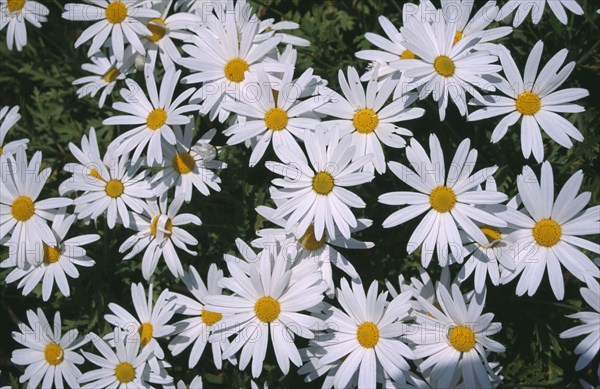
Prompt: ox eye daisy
<box><xmin>0</xmin><ymin>105</ymin><xmax>27</xmax><ymax>158</ymax></box>
<box><xmin>0</xmin><ymin>0</ymin><xmax>49</xmax><ymax>51</ymax></box>
<box><xmin>497</xmin><ymin>0</ymin><xmax>584</xmax><ymax>27</ymax></box>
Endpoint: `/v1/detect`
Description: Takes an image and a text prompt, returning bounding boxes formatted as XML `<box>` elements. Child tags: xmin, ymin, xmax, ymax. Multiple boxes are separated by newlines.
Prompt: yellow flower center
<box><xmin>254</xmin><ymin>296</ymin><xmax>281</xmax><ymax>323</ymax></box>
<box><xmin>515</xmin><ymin>91</ymin><xmax>541</xmax><ymax>116</ymax></box>
<box><xmin>353</xmin><ymin>108</ymin><xmax>379</xmax><ymax>134</ymax></box>
<box><xmin>11</xmin><ymin>196</ymin><xmax>35</xmax><ymax>222</ymax></box>
<box><xmin>264</xmin><ymin>108</ymin><xmax>289</xmax><ymax>131</ymax></box>
<box><xmin>312</xmin><ymin>171</ymin><xmax>335</xmax><ymax>195</ymax></box>
<box><xmin>356</xmin><ymin>322</ymin><xmax>380</xmax><ymax>348</ymax></box>
<box><xmin>43</xmin><ymin>244</ymin><xmax>61</xmax><ymax>265</ymax></box>
<box><xmin>150</xmin><ymin>215</ymin><xmax>173</xmax><ymax>237</ymax></box>
<box><xmin>201</xmin><ymin>309</ymin><xmax>223</xmax><ymax>326</ymax></box>
<box><xmin>433</xmin><ymin>55</ymin><xmax>455</xmax><ymax>77</ymax></box>
<box><xmin>105</xmin><ymin>1</ymin><xmax>127</xmax><ymax>24</ymax></box>
<box><xmin>448</xmin><ymin>325</ymin><xmax>476</xmax><ymax>352</ymax></box>
<box><xmin>400</xmin><ymin>49</ymin><xmax>417</xmax><ymax>60</ymax></box>
<box><xmin>146</xmin><ymin>18</ymin><xmax>167</xmax><ymax>43</ymax></box>
<box><xmin>89</xmin><ymin>168</ymin><xmax>105</xmax><ymax>181</ymax></box>
<box><xmin>146</xmin><ymin>108</ymin><xmax>168</xmax><ymax>130</ymax></box>
<box><xmin>429</xmin><ymin>186</ymin><xmax>456</xmax><ymax>213</ymax></box>
<box><xmin>105</xmin><ymin>179</ymin><xmax>124</xmax><ymax>198</ymax></box>
<box><xmin>138</xmin><ymin>322</ymin><xmax>153</xmax><ymax>347</ymax></box>
<box><xmin>532</xmin><ymin>219</ymin><xmax>562</xmax><ymax>247</ymax></box>
<box><xmin>453</xmin><ymin>30</ymin><xmax>463</xmax><ymax>46</ymax></box>
<box><xmin>299</xmin><ymin>224</ymin><xmax>327</xmax><ymax>251</ymax></box>
<box><xmin>224</xmin><ymin>58</ymin><xmax>249</xmax><ymax>83</ymax></box>
<box><xmin>7</xmin><ymin>0</ymin><xmax>25</xmax><ymax>12</ymax></box>
<box><xmin>114</xmin><ymin>362</ymin><xmax>136</xmax><ymax>383</ymax></box>
<box><xmin>480</xmin><ymin>225</ymin><xmax>501</xmax><ymax>244</ymax></box>
<box><xmin>44</xmin><ymin>343</ymin><xmax>64</xmax><ymax>366</ymax></box>
<box><xmin>103</xmin><ymin>67</ymin><xmax>120</xmax><ymax>83</ymax></box>
<box><xmin>172</xmin><ymin>152</ymin><xmax>195</xmax><ymax>174</ymax></box>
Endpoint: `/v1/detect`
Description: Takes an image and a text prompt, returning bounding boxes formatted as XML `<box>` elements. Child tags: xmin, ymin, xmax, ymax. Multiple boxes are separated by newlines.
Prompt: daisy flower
<box><xmin>0</xmin><ymin>148</ymin><xmax>73</xmax><ymax>268</ymax></box>
<box><xmin>468</xmin><ymin>41</ymin><xmax>588</xmax><ymax>163</ymax></box>
<box><xmin>0</xmin><ymin>105</ymin><xmax>27</xmax><ymax>158</ymax></box>
<box><xmin>265</xmin><ymin>128</ymin><xmax>374</xmax><ymax>241</ymax></box>
<box><xmin>379</xmin><ymin>134</ymin><xmax>508</xmax><ymax>267</ymax></box>
<box><xmin>203</xmin><ymin>244</ymin><xmax>327</xmax><ymax>378</ymax></box>
<box><xmin>151</xmin><ymin>117</ymin><xmax>227</xmax><ymax>202</ymax></box>
<box><xmin>169</xmin><ymin>264</ymin><xmax>229</xmax><ymax>369</ymax></box>
<box><xmin>62</xmin><ymin>1</ymin><xmax>161</xmax><ymax>62</ymax></box>
<box><xmin>256</xmin><ymin>18</ymin><xmax>310</xmax><ymax>47</ymax></box>
<box><xmin>317</xmin><ymin>65</ymin><xmax>424</xmax><ymax>174</ymax></box>
<box><xmin>1</xmin><ymin>212</ymin><xmax>99</xmax><ymax>301</ymax></box>
<box><xmin>315</xmin><ymin>279</ymin><xmax>415</xmax><ymax>388</ymax></box>
<box><xmin>104</xmin><ymin>67</ymin><xmax>199</xmax><ymax>165</ymax></box>
<box><xmin>119</xmin><ymin>194</ymin><xmax>201</xmax><ymax>279</ymax></box>
<box><xmin>72</xmin><ymin>49</ymin><xmax>135</xmax><ymax>108</ymax></box>
<box><xmin>408</xmin><ymin>283</ymin><xmax>505</xmax><ymax>388</ymax></box>
<box><xmin>105</xmin><ymin>282</ymin><xmax>177</xmax><ymax>362</ymax></box>
<box><xmin>78</xmin><ymin>331</ymin><xmax>168</xmax><ymax>388</ymax></box>
<box><xmin>496</xmin><ymin>0</ymin><xmax>583</xmax><ymax>27</ymax></box>
<box><xmin>223</xmin><ymin>66</ymin><xmax>326</xmax><ymax>166</ymax></box>
<box><xmin>0</xmin><ymin>0</ymin><xmax>48</xmax><ymax>51</ymax></box>
<box><xmin>11</xmin><ymin>308</ymin><xmax>88</xmax><ymax>388</ymax></box>
<box><xmin>498</xmin><ymin>162</ymin><xmax>600</xmax><ymax>300</ymax></box>
<box><xmin>560</xmin><ymin>274</ymin><xmax>600</xmax><ymax>379</ymax></box>
<box><xmin>392</xmin><ymin>9</ymin><xmax>502</xmax><ymax>120</ymax></box>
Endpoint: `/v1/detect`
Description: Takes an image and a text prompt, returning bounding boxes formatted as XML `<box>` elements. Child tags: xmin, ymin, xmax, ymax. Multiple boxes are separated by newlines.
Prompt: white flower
<box><xmin>105</xmin><ymin>283</ymin><xmax>177</xmax><ymax>362</ymax></box>
<box><xmin>119</xmin><ymin>194</ymin><xmax>201</xmax><ymax>279</ymax></box>
<box><xmin>317</xmin><ymin>65</ymin><xmax>424</xmax><ymax>174</ymax></box>
<box><xmin>468</xmin><ymin>41</ymin><xmax>589</xmax><ymax>163</ymax></box>
<box><xmin>1</xmin><ymin>212</ymin><xmax>99</xmax><ymax>301</ymax></box>
<box><xmin>104</xmin><ymin>67</ymin><xmax>199</xmax><ymax>165</ymax></box>
<box><xmin>0</xmin><ymin>148</ymin><xmax>73</xmax><ymax>268</ymax></box>
<box><xmin>499</xmin><ymin>162</ymin><xmax>600</xmax><ymax>300</ymax></box>
<box><xmin>203</xmin><ymin>244</ymin><xmax>327</xmax><ymax>377</ymax></box>
<box><xmin>560</xmin><ymin>274</ymin><xmax>600</xmax><ymax>379</ymax></box>
<box><xmin>11</xmin><ymin>308</ymin><xmax>88</xmax><ymax>388</ymax></box>
<box><xmin>496</xmin><ymin>0</ymin><xmax>584</xmax><ymax>26</ymax></box>
<box><xmin>62</xmin><ymin>1</ymin><xmax>160</xmax><ymax>61</ymax></box>
<box><xmin>0</xmin><ymin>105</ymin><xmax>27</xmax><ymax>158</ymax></box>
<box><xmin>265</xmin><ymin>128</ymin><xmax>374</xmax><ymax>241</ymax></box>
<box><xmin>0</xmin><ymin>0</ymin><xmax>48</xmax><ymax>51</ymax></box>
<box><xmin>379</xmin><ymin>134</ymin><xmax>507</xmax><ymax>267</ymax></box>
<box><xmin>392</xmin><ymin>9</ymin><xmax>502</xmax><ymax>120</ymax></box>
<box><xmin>169</xmin><ymin>264</ymin><xmax>229</xmax><ymax>369</ymax></box>
<box><xmin>256</xmin><ymin>18</ymin><xmax>310</xmax><ymax>47</ymax></box>
<box><xmin>408</xmin><ymin>283</ymin><xmax>505</xmax><ymax>388</ymax></box>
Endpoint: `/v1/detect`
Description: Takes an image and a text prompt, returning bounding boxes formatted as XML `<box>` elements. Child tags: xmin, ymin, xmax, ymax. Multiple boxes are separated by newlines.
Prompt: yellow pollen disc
<box><xmin>88</xmin><ymin>168</ymin><xmax>105</xmax><ymax>181</ymax></box>
<box><xmin>224</xmin><ymin>58</ymin><xmax>249</xmax><ymax>83</ymax></box>
<box><xmin>312</xmin><ymin>171</ymin><xmax>335</xmax><ymax>195</ymax></box>
<box><xmin>356</xmin><ymin>322</ymin><xmax>380</xmax><ymax>348</ymax></box>
<box><xmin>172</xmin><ymin>152</ymin><xmax>195</xmax><ymax>174</ymax></box>
<box><xmin>299</xmin><ymin>224</ymin><xmax>327</xmax><ymax>251</ymax></box>
<box><xmin>114</xmin><ymin>362</ymin><xmax>136</xmax><ymax>383</ymax></box>
<box><xmin>201</xmin><ymin>309</ymin><xmax>223</xmax><ymax>326</ymax></box>
<box><xmin>103</xmin><ymin>67</ymin><xmax>120</xmax><ymax>83</ymax></box>
<box><xmin>429</xmin><ymin>186</ymin><xmax>457</xmax><ymax>213</ymax></box>
<box><xmin>448</xmin><ymin>325</ymin><xmax>476</xmax><ymax>352</ymax></box>
<box><xmin>138</xmin><ymin>323</ymin><xmax>153</xmax><ymax>347</ymax></box>
<box><xmin>7</xmin><ymin>0</ymin><xmax>25</xmax><ymax>12</ymax></box>
<box><xmin>433</xmin><ymin>55</ymin><xmax>456</xmax><ymax>77</ymax></box>
<box><xmin>105</xmin><ymin>179</ymin><xmax>124</xmax><ymax>198</ymax></box>
<box><xmin>480</xmin><ymin>225</ymin><xmax>501</xmax><ymax>244</ymax></box>
<box><xmin>105</xmin><ymin>1</ymin><xmax>127</xmax><ymax>24</ymax></box>
<box><xmin>532</xmin><ymin>219</ymin><xmax>562</xmax><ymax>247</ymax></box>
<box><xmin>264</xmin><ymin>107</ymin><xmax>289</xmax><ymax>131</ymax></box>
<box><xmin>43</xmin><ymin>244</ymin><xmax>61</xmax><ymax>265</ymax></box>
<box><xmin>515</xmin><ymin>91</ymin><xmax>541</xmax><ymax>116</ymax></box>
<box><xmin>254</xmin><ymin>296</ymin><xmax>281</xmax><ymax>323</ymax></box>
<box><xmin>147</xmin><ymin>18</ymin><xmax>167</xmax><ymax>43</ymax></box>
<box><xmin>400</xmin><ymin>49</ymin><xmax>417</xmax><ymax>60</ymax></box>
<box><xmin>353</xmin><ymin>108</ymin><xmax>379</xmax><ymax>134</ymax></box>
<box><xmin>150</xmin><ymin>215</ymin><xmax>173</xmax><ymax>237</ymax></box>
<box><xmin>453</xmin><ymin>30</ymin><xmax>463</xmax><ymax>46</ymax></box>
<box><xmin>11</xmin><ymin>196</ymin><xmax>35</xmax><ymax>222</ymax></box>
<box><xmin>44</xmin><ymin>343</ymin><xmax>64</xmax><ymax>366</ymax></box>
<box><xmin>146</xmin><ymin>108</ymin><xmax>168</xmax><ymax>130</ymax></box>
